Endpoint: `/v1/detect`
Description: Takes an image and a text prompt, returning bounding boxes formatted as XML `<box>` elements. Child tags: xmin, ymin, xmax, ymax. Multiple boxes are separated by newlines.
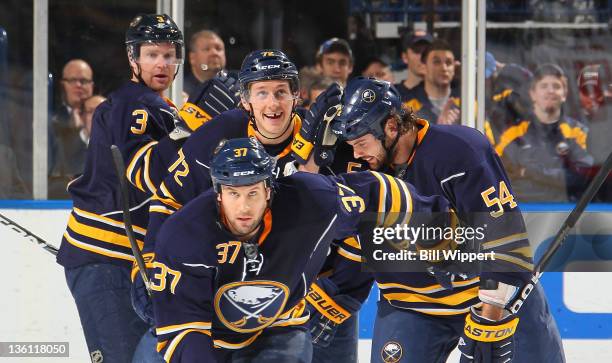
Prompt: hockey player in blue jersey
<box><xmin>56</xmin><ymin>14</ymin><xmax>237</xmax><ymax>362</ymax></box>
<box><xmin>141</xmin><ymin>48</ymin><xmax>368</xmax><ymax>362</ymax></box>
<box><xmin>144</xmin><ymin>49</ymin><xmax>354</xmax><ymax>246</ymax></box>
<box><xmin>150</xmin><ymin>137</ymin><xmax>455</xmax><ymax>362</ymax></box>
<box><xmin>319</xmin><ymin>77</ymin><xmax>565</xmax><ymax>362</ymax></box>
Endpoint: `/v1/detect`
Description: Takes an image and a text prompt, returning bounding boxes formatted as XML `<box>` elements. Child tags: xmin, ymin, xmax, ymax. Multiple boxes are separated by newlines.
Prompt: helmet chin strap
<box><xmin>248</xmin><ymin>99</ymin><xmax>296</xmax><ymax>141</ymax></box>
<box><xmin>381</xmin><ymin>131</ymin><xmax>401</xmax><ymax>167</ymax></box>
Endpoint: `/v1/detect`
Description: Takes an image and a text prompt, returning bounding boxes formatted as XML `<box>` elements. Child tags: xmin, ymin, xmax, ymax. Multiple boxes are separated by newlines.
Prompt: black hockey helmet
<box><xmin>331</xmin><ymin>77</ymin><xmax>403</xmax><ymax>142</ymax></box>
<box><xmin>210</xmin><ymin>137</ymin><xmax>277</xmax><ymax>193</ymax></box>
<box><xmin>125</xmin><ymin>14</ymin><xmax>184</xmax><ymax>64</ymax></box>
<box><xmin>238</xmin><ymin>49</ymin><xmax>299</xmax><ymax>96</ymax></box>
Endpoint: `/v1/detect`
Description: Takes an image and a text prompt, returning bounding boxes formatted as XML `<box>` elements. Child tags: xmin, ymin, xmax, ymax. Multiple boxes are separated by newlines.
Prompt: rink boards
<box><xmin>1</xmin><ymin>201</ymin><xmax>611</xmax><ymax>362</ymax></box>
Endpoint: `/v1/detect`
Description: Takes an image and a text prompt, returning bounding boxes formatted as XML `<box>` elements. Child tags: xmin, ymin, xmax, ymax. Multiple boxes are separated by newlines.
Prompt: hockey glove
<box><xmin>168</xmin><ymin>109</ymin><xmax>193</xmax><ymax>141</ymax></box>
<box><xmin>458</xmin><ymin>306</ymin><xmax>519</xmax><ymax>363</ymax></box>
<box><xmin>291</xmin><ymin>83</ymin><xmax>342</xmax><ymax>165</ymax></box>
<box><xmin>178</xmin><ymin>70</ymin><xmax>239</xmax><ymax>132</ymax></box>
<box><xmin>131</xmin><ymin>273</ymin><xmax>154</xmax><ymax>327</ymax></box>
<box><xmin>306</xmin><ymin>277</ymin><xmax>362</xmax><ymax>348</ymax></box>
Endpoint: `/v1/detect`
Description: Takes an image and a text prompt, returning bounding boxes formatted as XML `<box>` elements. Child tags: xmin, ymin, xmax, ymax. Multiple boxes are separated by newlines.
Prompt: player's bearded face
<box><xmin>131</xmin><ymin>43</ymin><xmax>178</xmax><ymax>94</ymax></box>
<box><xmin>242</xmin><ymin>80</ymin><xmax>296</xmax><ymax>140</ymax></box>
<box><xmin>347</xmin><ymin>134</ymin><xmax>387</xmax><ymax>170</ymax></box>
<box><xmin>219</xmin><ymin>182</ymin><xmax>270</xmax><ymax>239</ymax></box>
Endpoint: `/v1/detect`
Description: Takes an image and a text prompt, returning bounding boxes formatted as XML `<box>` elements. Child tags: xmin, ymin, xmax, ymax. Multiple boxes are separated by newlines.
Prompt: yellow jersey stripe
<box><xmin>383</xmin><ymin>173</ymin><xmax>402</xmax><ymax>226</ymax></box>
<box><xmin>338</xmin><ymin>246</ymin><xmax>362</xmax><ymax>262</ymax></box>
<box><xmin>406</xmin><ymin>305</ymin><xmax>478</xmax><ymax>316</ymax></box>
<box><xmin>369</xmin><ymin>171</ymin><xmax>387</xmax><ymax>225</ymax></box>
<box><xmin>482</xmin><ymin>232</ymin><xmax>529</xmax><ymax>250</ymax></box>
<box><xmin>149</xmin><ymin>206</ymin><xmax>175</xmax><ymax>215</ymax></box>
<box><xmin>378</xmin><ymin>277</ymin><xmax>480</xmax><ymax>294</ymax></box>
<box><xmin>143</xmin><ymin>147</ymin><xmax>157</xmax><ymax>193</ymax></box>
<box><xmin>134</xmin><ymin>167</ymin><xmax>145</xmax><ymax>192</ymax></box>
<box><xmin>73</xmin><ymin>207</ymin><xmax>147</xmax><ymax>236</ymax></box>
<box><xmin>156</xmin><ymin>321</ymin><xmax>211</xmax><ymax>336</ymax></box>
<box><xmin>68</xmin><ymin>214</ymin><xmax>144</xmax><ymax>250</ymax></box>
<box><xmin>213</xmin><ymin>331</ymin><xmax>262</xmax><ymax>350</ymax></box>
<box><xmin>164</xmin><ymin>329</ymin><xmax>211</xmax><ymax>362</ymax></box>
<box><xmin>63</xmin><ymin>231</ymin><xmax>135</xmax><ymax>261</ymax></box>
<box><xmin>343</xmin><ymin>236</ymin><xmax>360</xmax><ymax>249</ymax></box>
<box><xmin>510</xmin><ymin>246</ymin><xmax>533</xmax><ymax>258</ymax></box>
<box><xmin>383</xmin><ymin>286</ymin><xmax>479</xmax><ymax>306</ymax></box>
<box><xmin>396</xmin><ymin>178</ymin><xmax>413</xmax><ymax>226</ymax></box>
<box><xmin>494</xmin><ymin>253</ymin><xmax>534</xmax><ymax>271</ymax></box>
<box><xmin>126</xmin><ymin>141</ymin><xmax>157</xmax><ymax>186</ymax></box>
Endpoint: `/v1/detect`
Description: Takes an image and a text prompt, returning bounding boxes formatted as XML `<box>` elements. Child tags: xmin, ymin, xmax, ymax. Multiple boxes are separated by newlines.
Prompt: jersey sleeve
<box><xmin>151</xmin><ymin>223</ymin><xmax>216</xmax><ymax>349</ymax></box>
<box><xmin>119</xmin><ymin>98</ymin><xmax>183</xmax><ymax>196</ymax></box>
<box><xmin>442</xmin><ymin>153</ymin><xmax>534</xmax><ymax>285</ymax></box>
<box><xmin>144</xmin><ymin>137</ymin><xmax>215</xmax><ymax>253</ymax></box>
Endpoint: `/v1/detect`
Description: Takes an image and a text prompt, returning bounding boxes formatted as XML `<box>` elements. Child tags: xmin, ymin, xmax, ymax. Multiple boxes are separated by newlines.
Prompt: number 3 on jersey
<box><xmin>131</xmin><ymin>110</ymin><xmax>148</xmax><ymax>134</ymax></box>
<box><xmin>481</xmin><ymin>180</ymin><xmax>517</xmax><ymax>218</ymax></box>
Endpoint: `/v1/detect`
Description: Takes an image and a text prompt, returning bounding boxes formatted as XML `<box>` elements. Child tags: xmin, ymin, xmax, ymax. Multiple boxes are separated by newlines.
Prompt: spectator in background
<box><xmin>49</xmin><ymin>59</ymin><xmax>93</xmax><ymax>199</ymax></box>
<box><xmin>361</xmin><ymin>57</ymin><xmax>394</xmax><ymax>83</ymax></box>
<box><xmin>395</xmin><ymin>31</ymin><xmax>432</xmax><ymax>97</ymax></box>
<box><xmin>484</xmin><ymin>53</ymin><xmax>534</xmax><ymax>146</ymax></box>
<box><xmin>315</xmin><ymin>37</ymin><xmax>353</xmax><ymax>86</ymax></box>
<box><xmin>403</xmin><ymin>39</ymin><xmax>461</xmax><ymax>125</ymax></box>
<box><xmin>298</xmin><ymin>65</ymin><xmax>320</xmax><ymax>107</ymax></box>
<box><xmin>495</xmin><ymin>63</ymin><xmax>593</xmax><ymax>202</ymax></box>
<box><xmin>184</xmin><ymin>30</ymin><xmax>226</xmax><ymax>97</ymax></box>
<box><xmin>306</xmin><ymin>75</ymin><xmax>334</xmax><ymax>109</ymax></box>
<box><xmin>578</xmin><ymin>64</ymin><xmax>612</xmax><ymax>201</ymax></box>
<box><xmin>78</xmin><ymin>94</ymin><xmax>106</xmax><ymax>145</ymax></box>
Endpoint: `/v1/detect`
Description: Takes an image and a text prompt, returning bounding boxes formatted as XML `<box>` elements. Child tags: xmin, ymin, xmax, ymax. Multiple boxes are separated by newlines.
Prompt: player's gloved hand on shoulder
<box><xmin>305</xmin><ymin>277</ymin><xmax>361</xmax><ymax>348</ymax></box>
<box><xmin>459</xmin><ymin>306</ymin><xmax>519</xmax><ymax>363</ymax></box>
<box><xmin>177</xmin><ymin>70</ymin><xmax>240</xmax><ymax>133</ymax></box>
<box><xmin>291</xmin><ymin>83</ymin><xmax>342</xmax><ymax>165</ymax></box>
<box><xmin>131</xmin><ymin>273</ymin><xmax>154</xmax><ymax>327</ymax></box>
<box><xmin>168</xmin><ymin>110</ymin><xmax>193</xmax><ymax>141</ymax></box>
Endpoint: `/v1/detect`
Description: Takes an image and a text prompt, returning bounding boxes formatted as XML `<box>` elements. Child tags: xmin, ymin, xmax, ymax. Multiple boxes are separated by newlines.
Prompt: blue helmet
<box><xmin>210</xmin><ymin>137</ymin><xmax>276</xmax><ymax>193</ymax></box>
<box><xmin>331</xmin><ymin>77</ymin><xmax>403</xmax><ymax>141</ymax></box>
<box><xmin>238</xmin><ymin>49</ymin><xmax>299</xmax><ymax>95</ymax></box>
<box><xmin>125</xmin><ymin>14</ymin><xmax>184</xmax><ymax>62</ymax></box>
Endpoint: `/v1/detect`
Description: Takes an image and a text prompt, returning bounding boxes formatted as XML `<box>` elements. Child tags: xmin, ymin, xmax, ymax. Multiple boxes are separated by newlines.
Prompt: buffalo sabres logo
<box><xmin>362</xmin><ymin>89</ymin><xmax>376</xmax><ymax>103</ymax></box>
<box><xmin>381</xmin><ymin>341</ymin><xmax>402</xmax><ymax>363</ymax></box>
<box><xmin>215</xmin><ymin>280</ymin><xmax>289</xmax><ymax>333</ymax></box>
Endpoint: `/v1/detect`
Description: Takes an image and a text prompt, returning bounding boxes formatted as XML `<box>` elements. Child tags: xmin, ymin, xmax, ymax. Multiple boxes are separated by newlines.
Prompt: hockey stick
<box><xmin>0</xmin><ymin>212</ymin><xmax>59</xmax><ymax>255</ymax></box>
<box><xmin>110</xmin><ymin>145</ymin><xmax>152</xmax><ymax>294</ymax></box>
<box><xmin>509</xmin><ymin>149</ymin><xmax>612</xmax><ymax>314</ymax></box>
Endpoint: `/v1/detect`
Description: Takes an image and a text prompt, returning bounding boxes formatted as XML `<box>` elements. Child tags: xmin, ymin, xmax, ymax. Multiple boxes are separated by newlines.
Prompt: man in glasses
<box><xmin>49</xmin><ymin>59</ymin><xmax>94</xmax><ymax>198</ymax></box>
<box><xmin>315</xmin><ymin>38</ymin><xmax>354</xmax><ymax>87</ymax></box>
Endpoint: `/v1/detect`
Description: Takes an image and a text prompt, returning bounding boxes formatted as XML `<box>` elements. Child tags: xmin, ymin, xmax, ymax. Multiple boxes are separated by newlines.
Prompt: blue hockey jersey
<box><xmin>336</xmin><ymin>119</ymin><xmax>533</xmax><ymax>316</ymax></box>
<box><xmin>151</xmin><ymin>170</ymin><xmax>452</xmax><ymax>357</ymax></box>
<box><xmin>57</xmin><ymin>81</ymin><xmax>182</xmax><ymax>268</ymax></box>
<box><xmin>145</xmin><ymin>108</ymin><xmax>367</xmax><ymax>252</ymax></box>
